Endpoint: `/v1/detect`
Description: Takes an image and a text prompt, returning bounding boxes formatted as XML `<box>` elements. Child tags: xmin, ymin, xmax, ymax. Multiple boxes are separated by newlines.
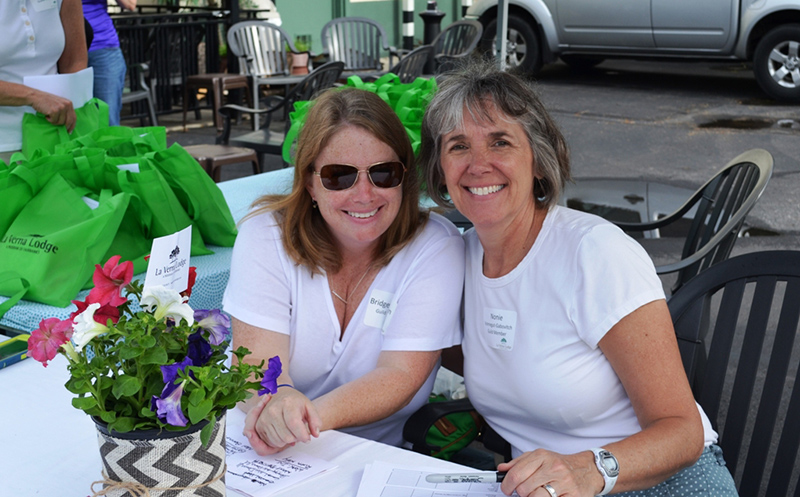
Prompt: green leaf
<box><xmin>139</xmin><ymin>335</ymin><xmax>156</xmax><ymax>348</ymax></box>
<box><xmin>100</xmin><ymin>410</ymin><xmax>117</xmax><ymax>423</ymax></box>
<box><xmin>188</xmin><ymin>398</ymin><xmax>213</xmax><ymax>425</ymax></box>
<box><xmin>189</xmin><ymin>387</ymin><xmax>205</xmax><ymax>406</ymax></box>
<box><xmin>109</xmin><ymin>417</ymin><xmax>137</xmax><ymax>433</ymax></box>
<box><xmin>200</xmin><ymin>420</ymin><xmax>214</xmax><ymax>447</ymax></box>
<box><xmin>140</xmin><ymin>346</ymin><xmax>168</xmax><ymax>365</ymax></box>
<box><xmin>119</xmin><ymin>346</ymin><xmax>144</xmax><ymax>360</ymax></box>
<box><xmin>72</xmin><ymin>396</ymin><xmax>97</xmax><ymax>410</ymax></box>
<box><xmin>112</xmin><ymin>375</ymin><xmax>142</xmax><ymax>399</ymax></box>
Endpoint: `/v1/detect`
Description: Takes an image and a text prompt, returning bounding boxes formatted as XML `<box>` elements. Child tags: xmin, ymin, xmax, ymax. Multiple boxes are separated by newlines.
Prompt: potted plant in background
<box><xmin>27</xmin><ymin>255</ymin><xmax>281</xmax><ymax>496</ymax></box>
<box><xmin>290</xmin><ymin>35</ymin><xmax>312</xmax><ymax>75</ymax></box>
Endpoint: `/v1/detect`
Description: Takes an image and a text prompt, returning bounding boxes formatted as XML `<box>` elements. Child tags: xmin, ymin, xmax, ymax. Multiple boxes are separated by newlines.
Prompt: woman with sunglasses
<box><xmin>419</xmin><ymin>64</ymin><xmax>737</xmax><ymax>497</ymax></box>
<box><xmin>223</xmin><ymin>88</ymin><xmax>465</xmax><ymax>455</ymax></box>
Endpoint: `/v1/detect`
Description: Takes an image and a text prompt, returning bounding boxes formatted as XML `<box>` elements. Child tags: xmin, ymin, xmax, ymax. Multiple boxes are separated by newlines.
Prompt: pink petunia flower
<box><xmin>27</xmin><ymin>318</ymin><xmax>74</xmax><ymax>367</ymax></box>
<box><xmin>86</xmin><ymin>255</ymin><xmax>133</xmax><ymax>307</ymax></box>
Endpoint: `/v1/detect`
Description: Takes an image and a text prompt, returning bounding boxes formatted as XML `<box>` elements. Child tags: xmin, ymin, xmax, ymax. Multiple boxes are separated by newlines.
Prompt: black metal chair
<box><xmin>615</xmin><ymin>148</ymin><xmax>773</xmax><ymax>294</ymax></box>
<box><xmin>668</xmin><ymin>250</ymin><xmax>800</xmax><ymax>496</ymax></box>
<box><xmin>321</xmin><ymin>17</ymin><xmax>399</xmax><ymax>79</ymax></box>
<box><xmin>388</xmin><ymin>45</ymin><xmax>434</xmax><ymax>83</ymax></box>
<box><xmin>430</xmin><ymin>20</ymin><xmax>484</xmax><ymax>73</ymax></box>
<box><xmin>182</xmin><ymin>61</ymin><xmax>344</xmax><ymax>176</ymax></box>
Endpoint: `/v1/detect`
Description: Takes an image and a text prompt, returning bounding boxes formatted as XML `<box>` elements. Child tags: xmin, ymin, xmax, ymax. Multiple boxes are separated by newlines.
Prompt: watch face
<box><xmin>600</xmin><ymin>451</ymin><xmax>620</xmax><ymax>477</ymax></box>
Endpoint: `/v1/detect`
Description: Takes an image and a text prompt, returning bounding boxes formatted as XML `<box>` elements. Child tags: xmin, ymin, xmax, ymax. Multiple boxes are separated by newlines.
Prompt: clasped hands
<box><xmin>242</xmin><ymin>387</ymin><xmax>323</xmax><ymax>456</ymax></box>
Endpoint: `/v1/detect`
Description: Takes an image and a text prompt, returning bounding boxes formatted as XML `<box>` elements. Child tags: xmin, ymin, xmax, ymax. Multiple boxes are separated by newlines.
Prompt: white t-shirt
<box><xmin>0</xmin><ymin>0</ymin><xmax>66</xmax><ymax>153</ymax></box>
<box><xmin>223</xmin><ymin>211</ymin><xmax>465</xmax><ymax>446</ymax></box>
<box><xmin>462</xmin><ymin>205</ymin><xmax>717</xmax><ymax>458</ymax></box>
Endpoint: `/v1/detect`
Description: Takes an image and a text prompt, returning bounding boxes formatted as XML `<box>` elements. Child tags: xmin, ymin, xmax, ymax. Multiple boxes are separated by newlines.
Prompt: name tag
<box><xmin>364</xmin><ymin>289</ymin><xmax>396</xmax><ymax>332</ymax></box>
<box><xmin>31</xmin><ymin>0</ymin><xmax>58</xmax><ymax>12</ymax></box>
<box><xmin>483</xmin><ymin>307</ymin><xmax>516</xmax><ymax>350</ymax></box>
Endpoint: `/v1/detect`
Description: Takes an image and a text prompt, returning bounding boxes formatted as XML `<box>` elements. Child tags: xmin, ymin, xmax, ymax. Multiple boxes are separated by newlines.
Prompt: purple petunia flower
<box><xmin>194</xmin><ymin>309</ymin><xmax>231</xmax><ymax>346</ymax></box>
<box><xmin>152</xmin><ymin>380</ymin><xmax>189</xmax><ymax>427</ymax></box>
<box><xmin>161</xmin><ymin>356</ymin><xmax>193</xmax><ymax>386</ymax></box>
<box><xmin>259</xmin><ymin>356</ymin><xmax>283</xmax><ymax>396</ymax></box>
<box><xmin>187</xmin><ymin>331</ymin><xmax>212</xmax><ymax>367</ymax></box>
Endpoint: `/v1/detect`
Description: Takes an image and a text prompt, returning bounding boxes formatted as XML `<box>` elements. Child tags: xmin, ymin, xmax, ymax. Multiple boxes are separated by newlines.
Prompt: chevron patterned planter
<box><xmin>93</xmin><ymin>414</ymin><xmax>227</xmax><ymax>497</ymax></box>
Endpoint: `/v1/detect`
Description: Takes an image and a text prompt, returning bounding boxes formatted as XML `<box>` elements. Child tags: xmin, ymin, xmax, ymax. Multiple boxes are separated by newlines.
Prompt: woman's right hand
<box><xmin>243</xmin><ymin>388</ymin><xmax>323</xmax><ymax>455</ymax></box>
<box><xmin>29</xmin><ymin>90</ymin><xmax>76</xmax><ymax>133</ymax></box>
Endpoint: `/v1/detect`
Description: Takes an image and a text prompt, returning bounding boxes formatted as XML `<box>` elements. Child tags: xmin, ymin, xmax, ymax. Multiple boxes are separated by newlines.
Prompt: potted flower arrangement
<box><xmin>27</xmin><ymin>255</ymin><xmax>281</xmax><ymax>496</ymax></box>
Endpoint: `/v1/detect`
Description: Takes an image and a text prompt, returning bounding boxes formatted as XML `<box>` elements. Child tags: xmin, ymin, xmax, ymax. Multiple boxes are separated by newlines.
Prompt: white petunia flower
<box><xmin>140</xmin><ymin>285</ymin><xmax>195</xmax><ymax>325</ymax></box>
<box><xmin>72</xmin><ymin>303</ymin><xmax>110</xmax><ymax>352</ymax></box>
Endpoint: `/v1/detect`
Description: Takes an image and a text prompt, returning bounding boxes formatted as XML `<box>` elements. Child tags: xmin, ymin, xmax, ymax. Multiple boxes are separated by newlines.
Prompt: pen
<box><xmin>426</xmin><ymin>471</ymin><xmax>507</xmax><ymax>483</ymax></box>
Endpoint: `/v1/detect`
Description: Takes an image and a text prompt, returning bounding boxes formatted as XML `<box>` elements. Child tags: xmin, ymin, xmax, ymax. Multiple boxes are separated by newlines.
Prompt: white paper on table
<box><xmin>22</xmin><ymin>67</ymin><xmax>94</xmax><ymax>112</ymax></box>
<box><xmin>143</xmin><ymin>226</ymin><xmax>191</xmax><ymax>294</ymax></box>
<box><xmin>356</xmin><ymin>460</ymin><xmax>518</xmax><ymax>497</ymax></box>
<box><xmin>225</xmin><ymin>409</ymin><xmax>337</xmax><ymax>497</ymax></box>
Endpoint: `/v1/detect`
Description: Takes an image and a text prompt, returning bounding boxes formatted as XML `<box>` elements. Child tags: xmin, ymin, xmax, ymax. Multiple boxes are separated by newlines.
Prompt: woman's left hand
<box><xmin>243</xmin><ymin>387</ymin><xmax>322</xmax><ymax>455</ymax></box>
<box><xmin>498</xmin><ymin>449</ymin><xmax>602</xmax><ymax>497</ymax></box>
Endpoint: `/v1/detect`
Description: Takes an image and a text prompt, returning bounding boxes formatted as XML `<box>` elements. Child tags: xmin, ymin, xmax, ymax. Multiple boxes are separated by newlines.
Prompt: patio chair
<box><xmin>227</xmin><ymin>20</ymin><xmax>306</xmax><ymax>130</ymax></box>
<box><xmin>321</xmin><ymin>17</ymin><xmax>399</xmax><ymax>78</ymax></box>
<box><xmin>614</xmin><ymin>148</ymin><xmax>773</xmax><ymax>294</ymax></box>
<box><xmin>121</xmin><ymin>63</ymin><xmax>158</xmax><ymax>126</ymax></box>
<box><xmin>388</xmin><ymin>45</ymin><xmax>434</xmax><ymax>83</ymax></box>
<box><xmin>668</xmin><ymin>250</ymin><xmax>800</xmax><ymax>496</ymax></box>
<box><xmin>183</xmin><ymin>61</ymin><xmax>344</xmax><ymax>179</ymax></box>
<box><xmin>430</xmin><ymin>20</ymin><xmax>484</xmax><ymax>73</ymax></box>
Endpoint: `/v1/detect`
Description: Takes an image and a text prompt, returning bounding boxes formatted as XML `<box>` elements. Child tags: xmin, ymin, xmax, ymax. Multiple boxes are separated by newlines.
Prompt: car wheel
<box><xmin>480</xmin><ymin>14</ymin><xmax>541</xmax><ymax>73</ymax></box>
<box><xmin>560</xmin><ymin>54</ymin><xmax>605</xmax><ymax>70</ymax></box>
<box><xmin>753</xmin><ymin>24</ymin><xmax>800</xmax><ymax>102</ymax></box>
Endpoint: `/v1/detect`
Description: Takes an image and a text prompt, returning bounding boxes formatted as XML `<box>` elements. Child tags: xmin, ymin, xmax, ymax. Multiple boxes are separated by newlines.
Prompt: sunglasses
<box><xmin>313</xmin><ymin>161</ymin><xmax>406</xmax><ymax>191</ymax></box>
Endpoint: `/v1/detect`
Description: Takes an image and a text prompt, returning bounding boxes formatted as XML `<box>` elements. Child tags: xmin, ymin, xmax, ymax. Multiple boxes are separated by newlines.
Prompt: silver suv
<box><xmin>465</xmin><ymin>0</ymin><xmax>800</xmax><ymax>101</ymax></box>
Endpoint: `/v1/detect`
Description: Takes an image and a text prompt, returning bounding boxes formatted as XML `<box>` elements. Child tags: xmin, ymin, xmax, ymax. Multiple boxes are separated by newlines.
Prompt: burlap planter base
<box><xmin>92</xmin><ymin>414</ymin><xmax>227</xmax><ymax>497</ymax></box>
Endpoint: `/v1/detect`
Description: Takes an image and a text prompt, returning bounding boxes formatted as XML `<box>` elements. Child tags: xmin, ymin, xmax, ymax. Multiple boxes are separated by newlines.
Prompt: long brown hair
<box><xmin>246</xmin><ymin>88</ymin><xmax>427</xmax><ymax>273</ymax></box>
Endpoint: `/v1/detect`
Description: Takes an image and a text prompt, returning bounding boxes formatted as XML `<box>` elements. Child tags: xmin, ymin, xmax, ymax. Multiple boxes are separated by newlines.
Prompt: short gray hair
<box><xmin>419</xmin><ymin>61</ymin><xmax>571</xmax><ymax>209</ymax></box>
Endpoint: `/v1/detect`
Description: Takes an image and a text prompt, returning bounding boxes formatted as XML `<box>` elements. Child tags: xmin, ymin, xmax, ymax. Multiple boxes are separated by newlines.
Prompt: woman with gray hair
<box><xmin>419</xmin><ymin>63</ymin><xmax>737</xmax><ymax>497</ymax></box>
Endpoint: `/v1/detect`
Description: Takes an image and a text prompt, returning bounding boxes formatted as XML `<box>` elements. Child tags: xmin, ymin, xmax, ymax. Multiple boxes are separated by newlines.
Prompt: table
<box><xmin>0</xmin><ymin>336</ymin><xmax>468</xmax><ymax>496</ymax></box>
<box><xmin>0</xmin><ymin>168</ymin><xmax>296</xmax><ymax>336</ymax></box>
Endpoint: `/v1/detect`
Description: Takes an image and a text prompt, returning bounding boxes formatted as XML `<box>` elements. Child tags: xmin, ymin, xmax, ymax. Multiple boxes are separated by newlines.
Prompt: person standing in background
<box><xmin>82</xmin><ymin>0</ymin><xmax>136</xmax><ymax>126</ymax></box>
<box><xmin>0</xmin><ymin>0</ymin><xmax>87</xmax><ymax>163</ymax></box>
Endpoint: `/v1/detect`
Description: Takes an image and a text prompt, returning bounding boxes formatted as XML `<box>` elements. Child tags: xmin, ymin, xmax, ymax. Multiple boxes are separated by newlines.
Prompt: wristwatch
<box><xmin>590</xmin><ymin>448</ymin><xmax>619</xmax><ymax>496</ymax></box>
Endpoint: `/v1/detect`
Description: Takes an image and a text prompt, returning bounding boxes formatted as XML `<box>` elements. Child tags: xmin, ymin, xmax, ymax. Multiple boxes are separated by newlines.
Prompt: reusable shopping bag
<box><xmin>424</xmin><ymin>394</ymin><xmax>484</xmax><ymax>461</ymax></box>
<box><xmin>0</xmin><ymin>175</ymin><xmax>130</xmax><ymax>307</ymax></box>
<box><xmin>150</xmin><ymin>144</ymin><xmax>238</xmax><ymax>247</ymax></box>
<box><xmin>21</xmin><ymin>98</ymin><xmax>110</xmax><ymax>157</ymax></box>
<box><xmin>0</xmin><ymin>152</ymin><xmax>75</xmax><ymax>237</ymax></box>
<box><xmin>115</xmin><ymin>164</ymin><xmax>213</xmax><ymax>256</ymax></box>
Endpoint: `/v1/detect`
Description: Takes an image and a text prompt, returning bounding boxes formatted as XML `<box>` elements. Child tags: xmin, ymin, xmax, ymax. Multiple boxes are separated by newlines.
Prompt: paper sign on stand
<box><xmin>143</xmin><ymin>226</ymin><xmax>192</xmax><ymax>294</ymax></box>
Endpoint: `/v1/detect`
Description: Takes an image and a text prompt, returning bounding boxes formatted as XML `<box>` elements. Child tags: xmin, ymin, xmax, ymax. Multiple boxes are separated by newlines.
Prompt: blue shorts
<box><xmin>616</xmin><ymin>445</ymin><xmax>738</xmax><ymax>497</ymax></box>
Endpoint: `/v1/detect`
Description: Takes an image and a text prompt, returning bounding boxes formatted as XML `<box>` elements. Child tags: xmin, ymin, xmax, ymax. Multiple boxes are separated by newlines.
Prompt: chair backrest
<box><xmin>227</xmin><ymin>20</ymin><xmax>295</xmax><ymax>78</ymax></box>
<box><xmin>671</xmin><ymin>149</ymin><xmax>772</xmax><ymax>290</ymax></box>
<box><xmin>283</xmin><ymin>61</ymin><xmax>345</xmax><ymax>119</ymax></box>
<box><xmin>389</xmin><ymin>45</ymin><xmax>433</xmax><ymax>83</ymax></box>
<box><xmin>668</xmin><ymin>250</ymin><xmax>800</xmax><ymax>496</ymax></box>
<box><xmin>432</xmin><ymin>20</ymin><xmax>483</xmax><ymax>58</ymax></box>
<box><xmin>321</xmin><ymin>17</ymin><xmax>390</xmax><ymax>71</ymax></box>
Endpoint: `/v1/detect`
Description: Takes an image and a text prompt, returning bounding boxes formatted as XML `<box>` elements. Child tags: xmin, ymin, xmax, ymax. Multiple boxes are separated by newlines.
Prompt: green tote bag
<box><xmin>21</xmin><ymin>98</ymin><xmax>110</xmax><ymax>157</ymax></box>
<box><xmin>116</xmin><ymin>165</ymin><xmax>213</xmax><ymax>256</ymax></box>
<box><xmin>150</xmin><ymin>144</ymin><xmax>238</xmax><ymax>247</ymax></box>
<box><xmin>0</xmin><ymin>175</ymin><xmax>130</xmax><ymax>307</ymax></box>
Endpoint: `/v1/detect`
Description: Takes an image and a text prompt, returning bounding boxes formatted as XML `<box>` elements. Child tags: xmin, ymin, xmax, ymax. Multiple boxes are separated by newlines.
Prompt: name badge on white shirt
<box><xmin>364</xmin><ymin>289</ymin><xmax>396</xmax><ymax>332</ymax></box>
<box><xmin>31</xmin><ymin>0</ymin><xmax>58</xmax><ymax>12</ymax></box>
<box><xmin>483</xmin><ymin>307</ymin><xmax>517</xmax><ymax>350</ymax></box>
